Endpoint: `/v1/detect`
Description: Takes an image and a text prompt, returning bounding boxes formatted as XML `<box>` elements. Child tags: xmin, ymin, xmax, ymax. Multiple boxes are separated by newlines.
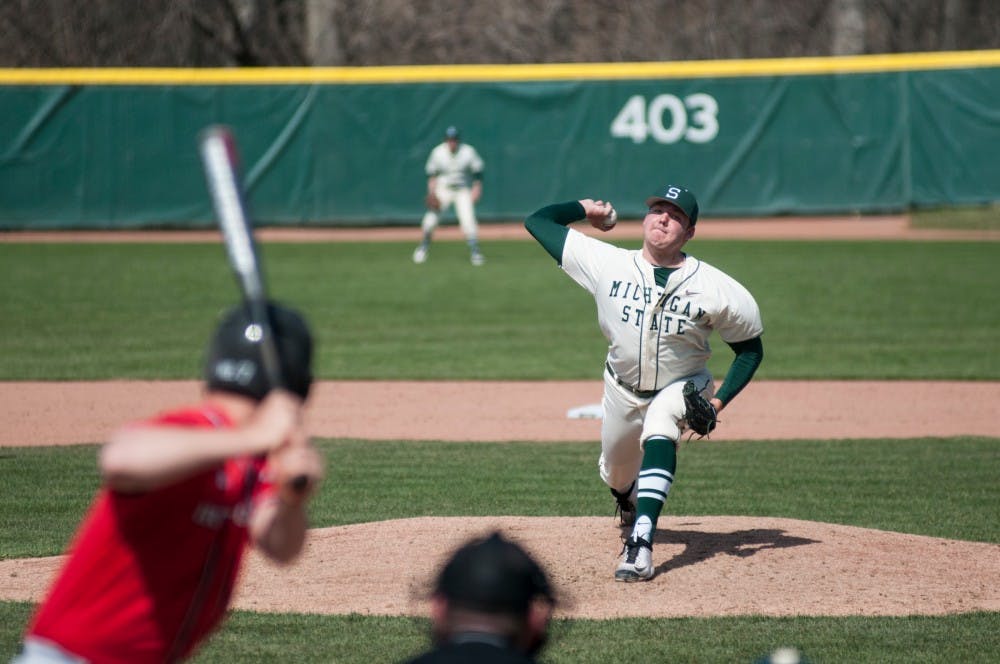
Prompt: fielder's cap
<box><xmin>444</xmin><ymin>125</ymin><xmax>460</xmax><ymax>139</ymax></box>
<box><xmin>645</xmin><ymin>184</ymin><xmax>700</xmax><ymax>225</ymax></box>
<box><xmin>435</xmin><ymin>531</ymin><xmax>554</xmax><ymax>614</ymax></box>
<box><xmin>204</xmin><ymin>301</ymin><xmax>314</xmax><ymax>402</ymax></box>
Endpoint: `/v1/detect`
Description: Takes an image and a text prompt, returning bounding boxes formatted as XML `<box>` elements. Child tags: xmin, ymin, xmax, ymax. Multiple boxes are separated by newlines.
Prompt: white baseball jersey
<box><xmin>561</xmin><ymin>228</ymin><xmax>763</xmax><ymax>393</ymax></box>
<box><xmin>425</xmin><ymin>142</ymin><xmax>484</xmax><ymax>189</ymax></box>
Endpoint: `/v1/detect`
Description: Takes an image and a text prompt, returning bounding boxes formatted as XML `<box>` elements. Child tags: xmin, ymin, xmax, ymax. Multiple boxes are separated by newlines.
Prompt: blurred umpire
<box><xmin>402</xmin><ymin>531</ymin><xmax>557</xmax><ymax>664</ymax></box>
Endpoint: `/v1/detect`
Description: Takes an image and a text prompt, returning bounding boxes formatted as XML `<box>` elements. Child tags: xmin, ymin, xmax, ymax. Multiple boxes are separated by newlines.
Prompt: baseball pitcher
<box><xmin>525</xmin><ymin>185</ymin><xmax>764</xmax><ymax>582</ymax></box>
<box><xmin>413</xmin><ymin>125</ymin><xmax>486</xmax><ymax>266</ymax></box>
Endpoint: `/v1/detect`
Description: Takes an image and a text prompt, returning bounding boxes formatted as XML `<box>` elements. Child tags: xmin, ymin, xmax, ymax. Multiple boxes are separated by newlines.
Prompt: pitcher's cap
<box><xmin>435</xmin><ymin>531</ymin><xmax>553</xmax><ymax>614</ymax></box>
<box><xmin>645</xmin><ymin>185</ymin><xmax>699</xmax><ymax>225</ymax></box>
<box><xmin>445</xmin><ymin>126</ymin><xmax>460</xmax><ymax>139</ymax></box>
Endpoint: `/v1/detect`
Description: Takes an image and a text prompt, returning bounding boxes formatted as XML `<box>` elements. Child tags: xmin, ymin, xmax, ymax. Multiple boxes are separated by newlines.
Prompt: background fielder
<box><xmin>413</xmin><ymin>125</ymin><xmax>486</xmax><ymax>266</ymax></box>
<box><xmin>524</xmin><ymin>185</ymin><xmax>764</xmax><ymax>582</ymax></box>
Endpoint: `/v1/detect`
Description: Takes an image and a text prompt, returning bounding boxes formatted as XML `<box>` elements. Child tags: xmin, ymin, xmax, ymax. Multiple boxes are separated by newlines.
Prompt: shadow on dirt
<box><xmin>652</xmin><ymin>524</ymin><xmax>819</xmax><ymax>576</ymax></box>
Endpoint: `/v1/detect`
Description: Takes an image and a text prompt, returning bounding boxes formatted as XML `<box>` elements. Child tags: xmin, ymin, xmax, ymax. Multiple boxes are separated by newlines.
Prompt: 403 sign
<box><xmin>610</xmin><ymin>93</ymin><xmax>719</xmax><ymax>144</ymax></box>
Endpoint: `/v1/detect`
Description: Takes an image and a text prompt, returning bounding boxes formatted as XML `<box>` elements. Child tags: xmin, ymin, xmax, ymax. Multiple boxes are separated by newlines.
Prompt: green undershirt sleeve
<box><xmin>524</xmin><ymin>201</ymin><xmax>585</xmax><ymax>263</ymax></box>
<box><xmin>714</xmin><ymin>335</ymin><xmax>764</xmax><ymax>406</ymax></box>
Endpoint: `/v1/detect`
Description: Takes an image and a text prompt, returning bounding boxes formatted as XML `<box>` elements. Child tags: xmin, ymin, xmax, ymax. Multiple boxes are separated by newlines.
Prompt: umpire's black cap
<box><xmin>435</xmin><ymin>531</ymin><xmax>554</xmax><ymax>614</ymax></box>
<box><xmin>204</xmin><ymin>301</ymin><xmax>314</xmax><ymax>402</ymax></box>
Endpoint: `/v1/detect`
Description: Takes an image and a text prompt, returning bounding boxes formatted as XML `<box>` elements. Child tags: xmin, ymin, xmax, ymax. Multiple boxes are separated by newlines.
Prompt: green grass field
<box><xmin>1</xmin><ymin>234</ymin><xmax>998</xmax><ymax>663</ymax></box>
<box><xmin>910</xmin><ymin>203</ymin><xmax>1000</xmax><ymax>231</ymax></box>
<box><xmin>1</xmin><ymin>238</ymin><xmax>998</xmax><ymax>380</ymax></box>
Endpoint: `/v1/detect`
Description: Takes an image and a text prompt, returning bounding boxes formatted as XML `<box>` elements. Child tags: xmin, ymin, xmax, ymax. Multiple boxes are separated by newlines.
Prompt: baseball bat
<box><xmin>198</xmin><ymin>125</ymin><xmax>308</xmax><ymax>492</ymax></box>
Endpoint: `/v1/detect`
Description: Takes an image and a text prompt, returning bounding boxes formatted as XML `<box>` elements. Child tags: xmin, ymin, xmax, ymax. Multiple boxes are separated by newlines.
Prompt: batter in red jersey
<box><xmin>14</xmin><ymin>302</ymin><xmax>324</xmax><ymax>664</ymax></box>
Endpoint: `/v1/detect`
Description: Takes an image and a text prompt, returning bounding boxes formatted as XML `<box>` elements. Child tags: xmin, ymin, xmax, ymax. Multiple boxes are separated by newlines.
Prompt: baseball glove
<box><xmin>682</xmin><ymin>380</ymin><xmax>717</xmax><ymax>437</ymax></box>
<box><xmin>425</xmin><ymin>191</ymin><xmax>441</xmax><ymax>211</ymax></box>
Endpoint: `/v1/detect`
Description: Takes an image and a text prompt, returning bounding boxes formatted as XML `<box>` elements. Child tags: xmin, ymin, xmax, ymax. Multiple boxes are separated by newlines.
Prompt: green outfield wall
<box><xmin>1</xmin><ymin>51</ymin><xmax>998</xmax><ymax>229</ymax></box>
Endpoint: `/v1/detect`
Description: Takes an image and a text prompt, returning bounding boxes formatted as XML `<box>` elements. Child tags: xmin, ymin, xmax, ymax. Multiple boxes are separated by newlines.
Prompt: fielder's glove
<box><xmin>425</xmin><ymin>192</ymin><xmax>441</xmax><ymax>211</ymax></box>
<box><xmin>682</xmin><ymin>380</ymin><xmax>717</xmax><ymax>437</ymax></box>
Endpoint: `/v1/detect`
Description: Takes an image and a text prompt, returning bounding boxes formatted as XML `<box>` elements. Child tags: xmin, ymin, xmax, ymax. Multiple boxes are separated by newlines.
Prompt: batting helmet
<box><xmin>203</xmin><ymin>301</ymin><xmax>313</xmax><ymax>402</ymax></box>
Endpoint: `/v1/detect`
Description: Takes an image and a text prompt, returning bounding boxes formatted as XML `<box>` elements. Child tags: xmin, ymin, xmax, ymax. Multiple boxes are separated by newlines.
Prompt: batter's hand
<box><xmin>579</xmin><ymin>198</ymin><xmax>617</xmax><ymax>232</ymax></box>
<box><xmin>269</xmin><ymin>434</ymin><xmax>324</xmax><ymax>505</ymax></box>
<box><xmin>243</xmin><ymin>389</ymin><xmax>305</xmax><ymax>456</ymax></box>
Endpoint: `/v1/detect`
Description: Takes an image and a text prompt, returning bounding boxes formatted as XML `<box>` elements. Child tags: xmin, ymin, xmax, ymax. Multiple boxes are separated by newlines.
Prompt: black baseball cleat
<box><xmin>610</xmin><ymin>482</ymin><xmax>637</xmax><ymax>528</ymax></box>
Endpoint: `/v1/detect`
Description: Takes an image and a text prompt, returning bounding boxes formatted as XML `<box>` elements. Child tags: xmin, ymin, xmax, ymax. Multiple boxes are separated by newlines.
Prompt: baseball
<box><xmin>602</xmin><ymin>208</ymin><xmax>618</xmax><ymax>230</ymax></box>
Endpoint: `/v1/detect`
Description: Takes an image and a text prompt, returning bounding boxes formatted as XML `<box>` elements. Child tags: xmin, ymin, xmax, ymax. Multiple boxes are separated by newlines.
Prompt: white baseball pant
<box><xmin>420</xmin><ymin>185</ymin><xmax>479</xmax><ymax>240</ymax></box>
<box><xmin>598</xmin><ymin>369</ymin><xmax>714</xmax><ymax>492</ymax></box>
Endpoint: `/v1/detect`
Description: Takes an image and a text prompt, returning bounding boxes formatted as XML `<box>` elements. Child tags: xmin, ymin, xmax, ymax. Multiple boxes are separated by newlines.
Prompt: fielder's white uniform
<box><xmin>560</xmin><ymin>228</ymin><xmax>764</xmax><ymax>491</ymax></box>
<box><xmin>420</xmin><ymin>141</ymin><xmax>484</xmax><ymax>241</ymax></box>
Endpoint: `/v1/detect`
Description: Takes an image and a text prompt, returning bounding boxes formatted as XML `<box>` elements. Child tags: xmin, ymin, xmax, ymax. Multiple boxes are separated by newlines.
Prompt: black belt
<box><xmin>605</xmin><ymin>362</ymin><xmax>661</xmax><ymax>398</ymax></box>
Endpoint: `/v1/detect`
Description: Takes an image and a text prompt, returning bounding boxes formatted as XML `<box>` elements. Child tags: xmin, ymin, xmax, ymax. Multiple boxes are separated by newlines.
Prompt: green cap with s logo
<box><xmin>645</xmin><ymin>185</ymin><xmax>699</xmax><ymax>225</ymax></box>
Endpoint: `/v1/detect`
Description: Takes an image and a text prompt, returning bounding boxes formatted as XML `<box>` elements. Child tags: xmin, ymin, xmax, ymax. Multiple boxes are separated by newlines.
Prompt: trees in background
<box><xmin>1</xmin><ymin>0</ymin><xmax>997</xmax><ymax>67</ymax></box>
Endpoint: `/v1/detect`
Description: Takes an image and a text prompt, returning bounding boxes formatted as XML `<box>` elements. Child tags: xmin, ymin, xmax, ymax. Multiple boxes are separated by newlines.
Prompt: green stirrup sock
<box><xmin>635</xmin><ymin>436</ymin><xmax>677</xmax><ymax>533</ymax></box>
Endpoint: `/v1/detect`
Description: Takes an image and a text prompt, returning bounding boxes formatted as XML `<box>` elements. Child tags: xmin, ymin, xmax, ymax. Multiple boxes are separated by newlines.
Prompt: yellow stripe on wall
<box><xmin>2</xmin><ymin>50</ymin><xmax>999</xmax><ymax>85</ymax></box>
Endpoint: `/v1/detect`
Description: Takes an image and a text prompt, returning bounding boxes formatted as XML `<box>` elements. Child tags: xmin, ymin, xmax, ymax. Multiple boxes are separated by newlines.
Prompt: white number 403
<box><xmin>610</xmin><ymin>93</ymin><xmax>719</xmax><ymax>144</ymax></box>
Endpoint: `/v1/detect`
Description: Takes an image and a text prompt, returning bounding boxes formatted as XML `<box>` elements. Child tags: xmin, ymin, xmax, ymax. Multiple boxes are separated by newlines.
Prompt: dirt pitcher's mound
<box><xmin>4</xmin><ymin>518</ymin><xmax>998</xmax><ymax>619</ymax></box>
<box><xmin>231</xmin><ymin>516</ymin><xmax>1000</xmax><ymax>618</ymax></box>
